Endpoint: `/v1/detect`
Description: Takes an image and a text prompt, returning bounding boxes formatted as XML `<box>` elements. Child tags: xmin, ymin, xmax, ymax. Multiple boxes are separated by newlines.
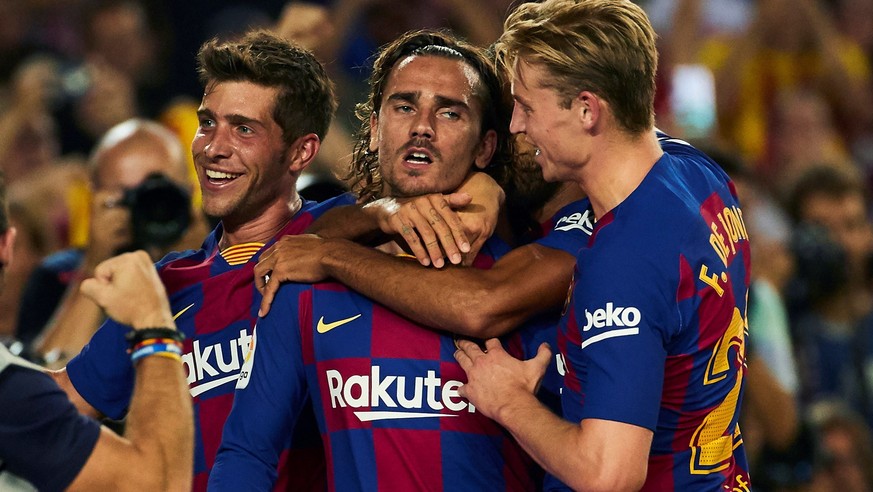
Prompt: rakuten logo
<box><xmin>183</xmin><ymin>329</ymin><xmax>252</xmax><ymax>397</ymax></box>
<box><xmin>580</xmin><ymin>302</ymin><xmax>641</xmax><ymax>349</ymax></box>
<box><xmin>325</xmin><ymin>366</ymin><xmax>475</xmax><ymax>422</ymax></box>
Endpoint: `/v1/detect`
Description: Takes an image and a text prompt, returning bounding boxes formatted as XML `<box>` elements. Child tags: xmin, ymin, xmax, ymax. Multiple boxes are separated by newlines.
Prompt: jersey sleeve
<box><xmin>536</xmin><ymin>198</ymin><xmax>593</xmax><ymax>255</ymax></box>
<box><xmin>66</xmin><ymin>318</ymin><xmax>135</xmax><ymax>419</ymax></box>
<box><xmin>0</xmin><ymin>366</ymin><xmax>101</xmax><ymax>490</ymax></box>
<box><xmin>209</xmin><ymin>283</ymin><xmax>311</xmax><ymax>491</ymax></box>
<box><xmin>303</xmin><ymin>192</ymin><xmax>357</xmax><ymax>218</ymax></box>
<box><xmin>568</xmin><ymin>239</ymin><xmax>675</xmax><ymax>431</ymax></box>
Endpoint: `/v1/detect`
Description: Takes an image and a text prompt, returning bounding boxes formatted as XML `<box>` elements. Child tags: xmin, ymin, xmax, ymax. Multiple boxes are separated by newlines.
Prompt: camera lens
<box><xmin>121</xmin><ymin>173</ymin><xmax>192</xmax><ymax>249</ymax></box>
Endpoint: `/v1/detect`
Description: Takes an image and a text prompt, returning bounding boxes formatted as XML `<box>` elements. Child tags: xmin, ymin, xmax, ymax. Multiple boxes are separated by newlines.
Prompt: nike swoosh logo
<box><xmin>317</xmin><ymin>314</ymin><xmax>362</xmax><ymax>334</ymax></box>
<box><xmin>354</xmin><ymin>411</ymin><xmax>458</xmax><ymax>422</ymax></box>
<box><xmin>173</xmin><ymin>303</ymin><xmax>195</xmax><ymax>321</ymax></box>
<box><xmin>189</xmin><ymin>374</ymin><xmax>238</xmax><ymax>397</ymax></box>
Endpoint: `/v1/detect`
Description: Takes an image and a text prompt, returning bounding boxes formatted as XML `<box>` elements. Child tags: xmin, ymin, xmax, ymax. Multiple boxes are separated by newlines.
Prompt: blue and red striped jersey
<box><xmin>66</xmin><ymin>193</ymin><xmax>355</xmax><ymax>491</ymax></box>
<box><xmin>555</xmin><ymin>134</ymin><xmax>752</xmax><ymax>490</ymax></box>
<box><xmin>535</xmin><ymin>199</ymin><xmax>593</xmax><ymax>257</ymax></box>
<box><xmin>512</xmin><ymin>198</ymin><xmax>593</xmax><ymax>416</ymax></box>
<box><xmin>211</xmin><ymin>238</ymin><xmax>546</xmax><ymax>492</ymax></box>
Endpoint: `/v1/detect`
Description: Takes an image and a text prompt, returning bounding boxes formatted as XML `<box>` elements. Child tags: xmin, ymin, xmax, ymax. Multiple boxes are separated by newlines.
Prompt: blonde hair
<box><xmin>495</xmin><ymin>0</ymin><xmax>658</xmax><ymax>134</ymax></box>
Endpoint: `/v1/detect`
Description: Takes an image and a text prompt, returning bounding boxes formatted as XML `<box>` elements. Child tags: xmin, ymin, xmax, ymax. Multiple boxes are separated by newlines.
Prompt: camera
<box><xmin>786</xmin><ymin>222</ymin><xmax>848</xmax><ymax>311</ymax></box>
<box><xmin>120</xmin><ymin>173</ymin><xmax>192</xmax><ymax>249</ymax></box>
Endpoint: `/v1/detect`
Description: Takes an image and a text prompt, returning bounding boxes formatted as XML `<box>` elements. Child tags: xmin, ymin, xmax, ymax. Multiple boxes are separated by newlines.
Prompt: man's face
<box><xmin>802</xmin><ymin>193</ymin><xmax>873</xmax><ymax>272</ymax></box>
<box><xmin>192</xmin><ymin>81</ymin><xmax>293</xmax><ymax>224</ymax></box>
<box><xmin>370</xmin><ymin>54</ymin><xmax>495</xmax><ymax>197</ymax></box>
<box><xmin>92</xmin><ymin>130</ymin><xmax>191</xmax><ymax>252</ymax></box>
<box><xmin>94</xmin><ymin>138</ymin><xmax>189</xmax><ymax>196</ymax></box>
<box><xmin>509</xmin><ymin>61</ymin><xmax>583</xmax><ymax>183</ymax></box>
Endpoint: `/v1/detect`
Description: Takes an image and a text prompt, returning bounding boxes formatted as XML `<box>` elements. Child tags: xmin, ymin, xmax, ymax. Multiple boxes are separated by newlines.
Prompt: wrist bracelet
<box><xmin>130</xmin><ymin>342</ymin><xmax>183</xmax><ymax>363</ymax></box>
<box><xmin>130</xmin><ymin>338</ymin><xmax>183</xmax><ymax>353</ymax></box>
<box><xmin>148</xmin><ymin>352</ymin><xmax>184</xmax><ymax>362</ymax></box>
<box><xmin>125</xmin><ymin>327</ymin><xmax>185</xmax><ymax>350</ymax></box>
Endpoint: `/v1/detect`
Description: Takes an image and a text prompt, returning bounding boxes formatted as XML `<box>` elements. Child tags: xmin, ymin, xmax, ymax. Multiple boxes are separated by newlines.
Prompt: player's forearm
<box><xmin>495</xmin><ymin>395</ymin><xmax>590</xmax><ymax>490</ymax></box>
<box><xmin>446</xmin><ymin>245</ymin><xmax>575</xmax><ymax>337</ymax></box>
<box><xmin>306</xmin><ymin>204</ymin><xmax>384</xmax><ymax>243</ymax></box>
<box><xmin>68</xmin><ymin>356</ymin><xmax>193</xmax><ymax>491</ymax></box>
<box><xmin>64</xmin><ymin>251</ymin><xmax>193</xmax><ymax>489</ymax></box>
<box><xmin>497</xmin><ymin>398</ymin><xmax>647</xmax><ymax>492</ymax></box>
<box><xmin>319</xmin><ymin>240</ymin><xmax>564</xmax><ymax>338</ymax></box>
<box><xmin>319</xmin><ymin>239</ymin><xmax>479</xmax><ymax>329</ymax></box>
<box><xmin>124</xmin><ymin>356</ymin><xmax>193</xmax><ymax>491</ymax></box>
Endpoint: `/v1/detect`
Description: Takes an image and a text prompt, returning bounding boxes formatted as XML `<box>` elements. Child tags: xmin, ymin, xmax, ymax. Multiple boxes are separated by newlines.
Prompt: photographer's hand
<box><xmin>83</xmin><ymin>189</ymin><xmax>132</xmax><ymax>273</ymax></box>
<box><xmin>33</xmin><ymin>188</ymin><xmax>132</xmax><ymax>366</ymax></box>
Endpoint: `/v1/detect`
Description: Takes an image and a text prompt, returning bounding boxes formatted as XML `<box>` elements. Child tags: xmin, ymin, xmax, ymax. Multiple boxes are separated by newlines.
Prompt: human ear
<box><xmin>474</xmin><ymin>129</ymin><xmax>498</xmax><ymax>170</ymax></box>
<box><xmin>577</xmin><ymin>91</ymin><xmax>601</xmax><ymax>130</ymax></box>
<box><xmin>368</xmin><ymin>112</ymin><xmax>380</xmax><ymax>152</ymax></box>
<box><xmin>286</xmin><ymin>134</ymin><xmax>321</xmax><ymax>175</ymax></box>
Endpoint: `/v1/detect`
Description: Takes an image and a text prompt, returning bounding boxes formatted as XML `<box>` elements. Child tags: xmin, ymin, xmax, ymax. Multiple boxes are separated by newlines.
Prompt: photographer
<box><xmin>16</xmin><ymin>119</ymin><xmax>205</xmax><ymax>366</ymax></box>
<box><xmin>787</xmin><ymin>165</ymin><xmax>873</xmax><ymax>428</ymax></box>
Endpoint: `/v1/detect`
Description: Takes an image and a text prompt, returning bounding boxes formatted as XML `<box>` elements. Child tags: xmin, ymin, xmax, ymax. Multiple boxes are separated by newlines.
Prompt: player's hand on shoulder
<box><xmin>454</xmin><ymin>172</ymin><xmax>503</xmax><ymax>266</ymax></box>
<box><xmin>454</xmin><ymin>338</ymin><xmax>550</xmax><ymax>420</ymax></box>
<box><xmin>364</xmin><ymin>193</ymin><xmax>472</xmax><ymax>269</ymax></box>
<box><xmin>256</xmin><ymin>234</ymin><xmax>329</xmax><ymax>316</ymax></box>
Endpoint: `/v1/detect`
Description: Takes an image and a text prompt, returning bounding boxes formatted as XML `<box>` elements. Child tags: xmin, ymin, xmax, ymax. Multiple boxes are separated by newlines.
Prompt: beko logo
<box><xmin>325</xmin><ymin>366</ymin><xmax>475</xmax><ymax>422</ymax></box>
<box><xmin>580</xmin><ymin>302</ymin><xmax>641</xmax><ymax>349</ymax></box>
<box><xmin>554</xmin><ymin>210</ymin><xmax>594</xmax><ymax>235</ymax></box>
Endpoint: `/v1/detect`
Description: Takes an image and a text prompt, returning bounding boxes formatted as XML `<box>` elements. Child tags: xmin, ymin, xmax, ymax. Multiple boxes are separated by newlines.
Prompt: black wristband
<box><xmin>125</xmin><ymin>327</ymin><xmax>186</xmax><ymax>350</ymax></box>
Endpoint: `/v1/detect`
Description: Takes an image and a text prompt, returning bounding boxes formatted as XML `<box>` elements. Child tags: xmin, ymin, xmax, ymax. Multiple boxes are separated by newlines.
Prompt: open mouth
<box><xmin>404</xmin><ymin>151</ymin><xmax>433</xmax><ymax>165</ymax></box>
<box><xmin>205</xmin><ymin>169</ymin><xmax>242</xmax><ymax>184</ymax></box>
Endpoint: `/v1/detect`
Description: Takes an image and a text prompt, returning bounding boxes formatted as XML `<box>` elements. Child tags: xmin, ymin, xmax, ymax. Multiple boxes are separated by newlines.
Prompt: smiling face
<box><xmin>192</xmin><ymin>80</ymin><xmax>294</xmax><ymax>225</ymax></box>
<box><xmin>509</xmin><ymin>61</ymin><xmax>584</xmax><ymax>184</ymax></box>
<box><xmin>370</xmin><ymin>54</ymin><xmax>496</xmax><ymax>197</ymax></box>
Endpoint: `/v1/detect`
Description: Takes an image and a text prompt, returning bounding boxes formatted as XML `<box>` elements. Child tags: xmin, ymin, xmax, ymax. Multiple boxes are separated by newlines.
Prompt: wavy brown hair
<box><xmin>348</xmin><ymin>29</ymin><xmax>514</xmax><ymax>202</ymax></box>
<box><xmin>197</xmin><ymin>30</ymin><xmax>337</xmax><ymax>146</ymax></box>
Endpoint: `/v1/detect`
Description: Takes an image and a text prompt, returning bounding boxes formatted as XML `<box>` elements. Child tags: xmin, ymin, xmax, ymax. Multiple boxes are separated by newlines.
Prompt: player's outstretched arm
<box><xmin>66</xmin><ymin>251</ymin><xmax>193</xmax><ymax>491</ymax></box>
<box><xmin>256</xmin><ymin>235</ymin><xmax>574</xmax><ymax>338</ymax></box>
<box><xmin>210</xmin><ymin>285</ymin><xmax>309</xmax><ymax>491</ymax></box>
<box><xmin>455</xmin><ymin>339</ymin><xmax>651</xmax><ymax>491</ymax></box>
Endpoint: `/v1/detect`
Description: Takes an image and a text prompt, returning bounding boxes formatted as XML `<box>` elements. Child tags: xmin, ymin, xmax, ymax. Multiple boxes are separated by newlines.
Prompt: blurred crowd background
<box><xmin>1</xmin><ymin>0</ymin><xmax>872</xmax><ymax>490</ymax></box>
